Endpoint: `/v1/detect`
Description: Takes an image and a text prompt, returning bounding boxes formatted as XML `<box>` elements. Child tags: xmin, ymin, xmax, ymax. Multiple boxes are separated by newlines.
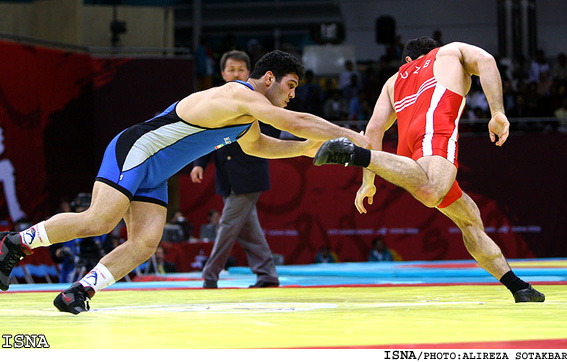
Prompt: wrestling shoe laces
<box><xmin>0</xmin><ymin>232</ymin><xmax>33</xmax><ymax>291</ymax></box>
<box><xmin>313</xmin><ymin>137</ymin><xmax>355</xmax><ymax>166</ymax></box>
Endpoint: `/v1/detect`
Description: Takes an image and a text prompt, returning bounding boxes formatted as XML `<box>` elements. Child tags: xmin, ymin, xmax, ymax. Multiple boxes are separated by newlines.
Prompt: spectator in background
<box><xmin>170</xmin><ymin>209</ymin><xmax>194</xmax><ymax>241</ymax></box>
<box><xmin>323</xmin><ymin>89</ymin><xmax>349</xmax><ymax>121</ymax></box>
<box><xmin>368</xmin><ymin>237</ymin><xmax>394</xmax><ymax>262</ymax></box>
<box><xmin>362</xmin><ymin>66</ymin><xmax>381</xmax><ymax>106</ymax></box>
<box><xmin>552</xmin><ymin>52</ymin><xmax>567</xmax><ymax>86</ymax></box>
<box><xmin>191</xmin><ymin>249</ymin><xmax>208</xmax><ymax>271</ymax></box>
<box><xmin>195</xmin><ymin>35</ymin><xmax>216</xmax><ymax>91</ymax></box>
<box><xmin>502</xmin><ymin>79</ymin><xmax>517</xmax><ymax>113</ymax></box>
<box><xmin>199</xmin><ymin>209</ymin><xmax>220</xmax><ymax>241</ymax></box>
<box><xmin>349</xmin><ymin>90</ymin><xmax>372</xmax><ymax>123</ymax></box>
<box><xmin>338</xmin><ymin>60</ymin><xmax>361</xmax><ymax>91</ymax></box>
<box><xmin>524</xmin><ymin>82</ymin><xmax>540</xmax><ymax>118</ymax></box>
<box><xmin>528</xmin><ymin>49</ymin><xmax>550</xmax><ymax>84</ymax></box>
<box><xmin>466</xmin><ymin>79</ymin><xmax>490</xmax><ymax>114</ymax></box>
<box><xmin>554</xmin><ymin>97</ymin><xmax>567</xmax><ymax>130</ymax></box>
<box><xmin>314</xmin><ymin>246</ymin><xmax>338</xmax><ymax>263</ymax></box>
<box><xmin>536</xmin><ymin>70</ymin><xmax>553</xmax><ymax>98</ymax></box>
<box><xmin>295</xmin><ymin>70</ymin><xmax>324</xmax><ymax>116</ymax></box>
<box><xmin>50</xmin><ymin>240</ymin><xmax>76</xmax><ymax>283</ymax></box>
<box><xmin>147</xmin><ymin>245</ymin><xmax>176</xmax><ymax>274</ymax></box>
<box><xmin>377</xmin><ymin>55</ymin><xmax>396</xmax><ymax>89</ymax></box>
<box><xmin>342</xmin><ymin>73</ymin><xmax>362</xmax><ymax>102</ymax></box>
<box><xmin>508</xmin><ymin>94</ymin><xmax>533</xmax><ymax>125</ymax></box>
<box><xmin>384</xmin><ymin>35</ymin><xmax>405</xmax><ymax>62</ymax></box>
<box><xmin>322</xmin><ymin>77</ymin><xmax>338</xmax><ymax>101</ymax></box>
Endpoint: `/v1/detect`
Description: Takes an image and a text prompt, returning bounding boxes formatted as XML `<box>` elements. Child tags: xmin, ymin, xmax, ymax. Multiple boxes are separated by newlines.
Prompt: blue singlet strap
<box><xmin>231</xmin><ymin>80</ymin><xmax>255</xmax><ymax>91</ymax></box>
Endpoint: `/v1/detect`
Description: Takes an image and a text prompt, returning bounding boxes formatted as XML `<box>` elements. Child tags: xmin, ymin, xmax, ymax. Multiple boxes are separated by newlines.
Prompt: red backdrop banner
<box><xmin>0</xmin><ymin>40</ymin><xmax>193</xmax><ymax>225</ymax></box>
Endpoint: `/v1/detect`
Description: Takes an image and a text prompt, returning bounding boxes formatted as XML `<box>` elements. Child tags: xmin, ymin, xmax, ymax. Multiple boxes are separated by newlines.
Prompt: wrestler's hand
<box><xmin>488</xmin><ymin>112</ymin><xmax>510</xmax><ymax>147</ymax></box>
<box><xmin>349</xmin><ymin>130</ymin><xmax>371</xmax><ymax>149</ymax></box>
<box><xmin>355</xmin><ymin>182</ymin><xmax>376</xmax><ymax>214</ymax></box>
<box><xmin>303</xmin><ymin>139</ymin><xmax>324</xmax><ymax>158</ymax></box>
<box><xmin>190</xmin><ymin>166</ymin><xmax>204</xmax><ymax>183</ymax></box>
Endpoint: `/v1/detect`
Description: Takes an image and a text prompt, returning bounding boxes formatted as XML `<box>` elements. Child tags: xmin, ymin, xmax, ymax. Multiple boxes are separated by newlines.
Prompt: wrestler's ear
<box><xmin>264</xmin><ymin>71</ymin><xmax>274</xmax><ymax>86</ymax></box>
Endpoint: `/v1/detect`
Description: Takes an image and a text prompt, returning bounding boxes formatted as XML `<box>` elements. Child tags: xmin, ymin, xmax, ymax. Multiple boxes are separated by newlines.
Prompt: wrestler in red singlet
<box><xmin>393</xmin><ymin>48</ymin><xmax>465</xmax><ymax>208</ymax></box>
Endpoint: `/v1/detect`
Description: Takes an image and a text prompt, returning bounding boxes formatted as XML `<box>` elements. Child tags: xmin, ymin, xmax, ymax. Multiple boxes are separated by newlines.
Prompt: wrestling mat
<box><xmin>1</xmin><ymin>259</ymin><xmax>566</xmax><ymax>349</ymax></box>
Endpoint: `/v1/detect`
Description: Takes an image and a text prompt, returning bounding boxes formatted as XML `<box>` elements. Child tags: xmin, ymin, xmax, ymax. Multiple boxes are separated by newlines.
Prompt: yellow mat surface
<box><xmin>0</xmin><ymin>284</ymin><xmax>564</xmax><ymax>348</ymax></box>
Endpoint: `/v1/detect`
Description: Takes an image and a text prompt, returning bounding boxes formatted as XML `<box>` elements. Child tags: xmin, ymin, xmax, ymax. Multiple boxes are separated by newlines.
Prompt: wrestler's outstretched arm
<box><xmin>238</xmin><ymin>121</ymin><xmax>322</xmax><ymax>159</ymax></box>
<box><xmin>239</xmin><ymin>90</ymin><xmax>369</xmax><ymax>149</ymax></box>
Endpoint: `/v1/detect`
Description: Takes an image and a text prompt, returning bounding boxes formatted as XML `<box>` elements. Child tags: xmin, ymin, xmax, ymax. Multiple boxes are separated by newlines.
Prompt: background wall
<box><xmin>337</xmin><ymin>0</ymin><xmax>566</xmax><ymax>61</ymax></box>
<box><xmin>2</xmin><ymin>1</ymin><xmax>567</xmax><ymax>62</ymax></box>
<box><xmin>0</xmin><ymin>0</ymin><xmax>173</xmax><ymax>49</ymax></box>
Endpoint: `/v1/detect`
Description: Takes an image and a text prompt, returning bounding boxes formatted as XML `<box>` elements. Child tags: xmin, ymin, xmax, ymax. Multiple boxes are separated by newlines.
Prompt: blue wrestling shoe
<box><xmin>0</xmin><ymin>231</ymin><xmax>32</xmax><ymax>291</ymax></box>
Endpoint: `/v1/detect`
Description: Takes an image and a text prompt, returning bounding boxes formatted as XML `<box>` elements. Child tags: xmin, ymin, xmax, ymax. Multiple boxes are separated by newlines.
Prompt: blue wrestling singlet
<box><xmin>96</xmin><ymin>84</ymin><xmax>255</xmax><ymax>206</ymax></box>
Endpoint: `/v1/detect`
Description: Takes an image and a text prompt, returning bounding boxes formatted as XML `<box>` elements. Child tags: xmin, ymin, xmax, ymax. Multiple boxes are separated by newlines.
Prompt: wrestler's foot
<box><xmin>514</xmin><ymin>284</ymin><xmax>545</xmax><ymax>303</ymax></box>
<box><xmin>313</xmin><ymin>137</ymin><xmax>355</xmax><ymax>166</ymax></box>
<box><xmin>53</xmin><ymin>282</ymin><xmax>95</xmax><ymax>314</ymax></box>
<box><xmin>0</xmin><ymin>231</ymin><xmax>32</xmax><ymax>291</ymax></box>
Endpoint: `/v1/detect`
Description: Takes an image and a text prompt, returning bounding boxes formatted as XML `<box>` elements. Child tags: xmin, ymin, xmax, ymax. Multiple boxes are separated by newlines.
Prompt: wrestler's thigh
<box><xmin>417</xmin><ymin>155</ymin><xmax>457</xmax><ymax>193</ymax></box>
<box><xmin>88</xmin><ymin>181</ymin><xmax>131</xmax><ymax>225</ymax></box>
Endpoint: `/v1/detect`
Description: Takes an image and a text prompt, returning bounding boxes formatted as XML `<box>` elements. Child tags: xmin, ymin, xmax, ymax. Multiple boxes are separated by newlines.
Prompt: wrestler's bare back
<box><xmin>175</xmin><ymin>82</ymin><xmax>261</xmax><ymax>129</ymax></box>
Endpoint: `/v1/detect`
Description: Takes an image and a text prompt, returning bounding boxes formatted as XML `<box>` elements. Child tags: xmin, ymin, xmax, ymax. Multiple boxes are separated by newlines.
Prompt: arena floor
<box><xmin>1</xmin><ymin>259</ymin><xmax>566</xmax><ymax>349</ymax></box>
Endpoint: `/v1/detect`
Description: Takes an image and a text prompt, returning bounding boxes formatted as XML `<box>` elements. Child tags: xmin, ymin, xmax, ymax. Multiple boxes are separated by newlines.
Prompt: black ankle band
<box><xmin>500</xmin><ymin>270</ymin><xmax>529</xmax><ymax>295</ymax></box>
<box><xmin>352</xmin><ymin>146</ymin><xmax>371</xmax><ymax>167</ymax></box>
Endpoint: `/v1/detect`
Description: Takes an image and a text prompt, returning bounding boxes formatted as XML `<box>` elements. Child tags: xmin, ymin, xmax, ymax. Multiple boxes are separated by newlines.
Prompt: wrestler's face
<box><xmin>221</xmin><ymin>58</ymin><xmax>250</xmax><ymax>82</ymax></box>
<box><xmin>266</xmin><ymin>73</ymin><xmax>299</xmax><ymax>108</ymax></box>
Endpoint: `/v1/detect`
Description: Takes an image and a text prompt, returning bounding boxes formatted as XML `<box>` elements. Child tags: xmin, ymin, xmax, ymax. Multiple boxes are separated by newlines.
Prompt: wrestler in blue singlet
<box><xmin>96</xmin><ymin>81</ymin><xmax>255</xmax><ymax>206</ymax></box>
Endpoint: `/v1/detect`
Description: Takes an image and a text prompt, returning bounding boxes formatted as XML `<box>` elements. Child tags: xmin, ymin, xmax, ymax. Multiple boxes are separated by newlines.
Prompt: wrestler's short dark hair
<box><xmin>250</xmin><ymin>50</ymin><xmax>305</xmax><ymax>81</ymax></box>
<box><xmin>220</xmin><ymin>50</ymin><xmax>250</xmax><ymax>71</ymax></box>
<box><xmin>402</xmin><ymin>36</ymin><xmax>439</xmax><ymax>60</ymax></box>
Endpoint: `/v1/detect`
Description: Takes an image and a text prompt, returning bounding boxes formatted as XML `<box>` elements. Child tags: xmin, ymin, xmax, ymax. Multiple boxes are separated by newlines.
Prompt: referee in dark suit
<box><xmin>191</xmin><ymin>50</ymin><xmax>280</xmax><ymax>289</ymax></box>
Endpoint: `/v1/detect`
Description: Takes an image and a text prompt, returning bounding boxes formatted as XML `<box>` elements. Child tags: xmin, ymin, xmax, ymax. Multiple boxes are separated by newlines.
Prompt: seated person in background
<box><xmin>147</xmin><ymin>245</ymin><xmax>176</xmax><ymax>274</ymax></box>
<box><xmin>323</xmin><ymin>90</ymin><xmax>349</xmax><ymax>122</ymax></box>
<box><xmin>50</xmin><ymin>241</ymin><xmax>76</xmax><ymax>283</ymax></box>
<box><xmin>368</xmin><ymin>237</ymin><xmax>394</xmax><ymax>262</ymax></box>
<box><xmin>199</xmin><ymin>209</ymin><xmax>220</xmax><ymax>241</ymax></box>
<box><xmin>314</xmin><ymin>246</ymin><xmax>338</xmax><ymax>263</ymax></box>
<box><xmin>170</xmin><ymin>210</ymin><xmax>194</xmax><ymax>240</ymax></box>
